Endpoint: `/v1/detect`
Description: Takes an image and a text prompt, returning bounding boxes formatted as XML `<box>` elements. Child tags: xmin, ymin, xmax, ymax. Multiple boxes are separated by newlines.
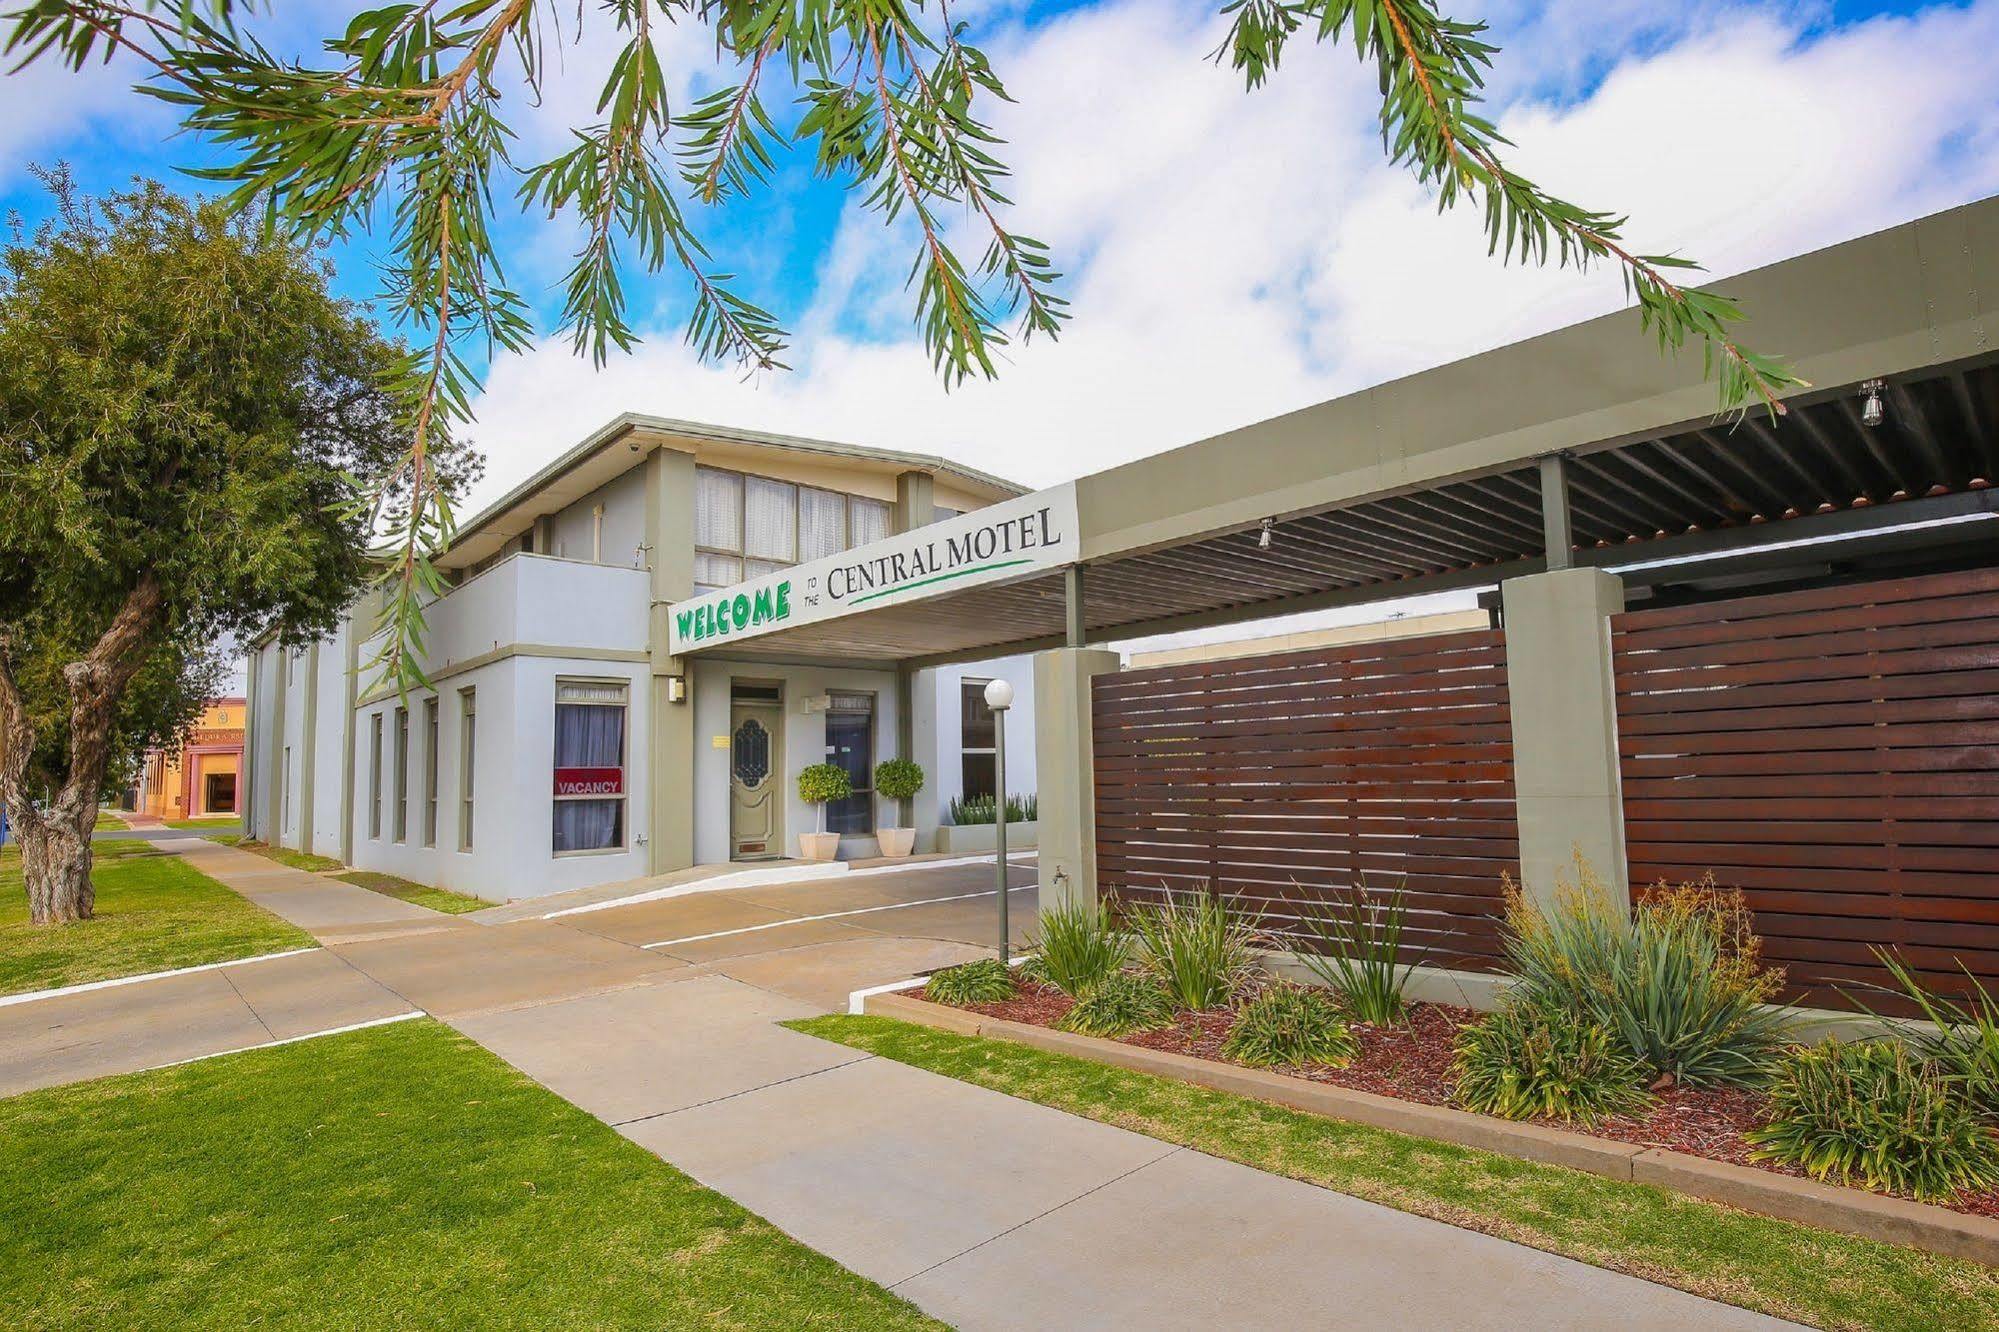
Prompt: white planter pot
<box><xmin>798</xmin><ymin>831</ymin><xmax>842</xmax><ymax>862</ymax></box>
<box><xmin>876</xmin><ymin>827</ymin><xmax>916</xmax><ymax>858</ymax></box>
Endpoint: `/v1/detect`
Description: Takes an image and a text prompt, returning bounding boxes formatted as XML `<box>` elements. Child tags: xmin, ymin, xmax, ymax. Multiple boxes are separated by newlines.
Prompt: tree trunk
<box><xmin>19</xmin><ymin>813</ymin><xmax>94</xmax><ymax>923</ymax></box>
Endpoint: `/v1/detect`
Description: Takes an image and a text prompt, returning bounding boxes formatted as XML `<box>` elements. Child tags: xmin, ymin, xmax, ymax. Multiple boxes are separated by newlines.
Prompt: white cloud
<box><xmin>465</xmin><ymin>0</ymin><xmax>1999</xmax><ymax>510</ymax></box>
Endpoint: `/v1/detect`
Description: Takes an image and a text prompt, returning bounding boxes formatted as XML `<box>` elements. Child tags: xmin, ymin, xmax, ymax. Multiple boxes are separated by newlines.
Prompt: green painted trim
<box><xmin>356</xmin><ymin>644</ymin><xmax>650</xmax><ymax>708</ymax></box>
<box><xmin>848</xmin><ymin>558</ymin><xmax>1033</xmax><ymax>607</ymax></box>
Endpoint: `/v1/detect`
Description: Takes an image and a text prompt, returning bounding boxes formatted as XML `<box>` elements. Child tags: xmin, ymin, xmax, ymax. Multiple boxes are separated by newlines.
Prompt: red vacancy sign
<box><xmin>553</xmin><ymin>767</ymin><xmax>623</xmax><ymax>797</ymax></box>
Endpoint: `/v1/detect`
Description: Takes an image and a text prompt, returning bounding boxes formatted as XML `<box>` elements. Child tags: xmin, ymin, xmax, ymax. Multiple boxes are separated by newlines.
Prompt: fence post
<box><xmin>1500</xmin><ymin>567</ymin><xmax>1630</xmax><ymax>913</ymax></box>
<box><xmin>1034</xmin><ymin>646</ymin><xmax>1121</xmax><ymax>913</ymax></box>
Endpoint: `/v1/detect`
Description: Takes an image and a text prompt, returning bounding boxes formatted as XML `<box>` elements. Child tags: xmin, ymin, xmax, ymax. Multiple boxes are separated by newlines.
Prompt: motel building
<box><xmin>246</xmin><ymin>199</ymin><xmax>1999</xmax><ymax>968</ymax></box>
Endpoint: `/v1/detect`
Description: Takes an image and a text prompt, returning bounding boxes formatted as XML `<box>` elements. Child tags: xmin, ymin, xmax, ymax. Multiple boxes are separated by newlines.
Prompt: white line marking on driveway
<box><xmin>640</xmin><ymin>882</ymin><xmax>1036</xmax><ymax>951</ymax></box>
<box><xmin>0</xmin><ymin>947</ymin><xmax>320</xmax><ymax>1009</ymax></box>
<box><xmin>147</xmin><ymin>1010</ymin><xmax>427</xmax><ymax>1072</ymax></box>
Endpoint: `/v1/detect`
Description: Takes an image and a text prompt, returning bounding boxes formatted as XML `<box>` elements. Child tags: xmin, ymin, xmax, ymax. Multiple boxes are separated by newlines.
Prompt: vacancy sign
<box><xmin>553</xmin><ymin>767</ymin><xmax>624</xmax><ymax>797</ymax></box>
<box><xmin>670</xmin><ymin>481</ymin><xmax>1080</xmax><ymax>656</ymax></box>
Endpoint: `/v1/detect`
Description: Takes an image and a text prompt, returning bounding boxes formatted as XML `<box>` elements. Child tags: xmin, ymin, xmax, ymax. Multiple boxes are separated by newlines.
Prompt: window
<box><xmin>553</xmin><ymin>680</ymin><xmax>627</xmax><ymax>854</ymax></box>
<box><xmin>392</xmin><ymin>707</ymin><xmax>409</xmax><ymax>841</ymax></box>
<box><xmin>692</xmin><ymin>465</ymin><xmax>898</xmax><ymax>594</ymax></box>
<box><xmin>368</xmin><ymin>714</ymin><xmax>383</xmax><ymax>839</ymax></box>
<box><xmin>960</xmin><ymin>679</ymin><xmax>997</xmax><ymax>800</ymax></box>
<box><xmin>423</xmin><ymin>698</ymin><xmax>439</xmax><ymax>847</ymax></box>
<box><xmin>458</xmin><ymin>689</ymin><xmax>476</xmax><ymax>851</ymax></box>
<box><xmin>281</xmin><ymin>746</ymin><xmax>292</xmax><ymax>831</ymax></box>
<box><xmin>824</xmin><ymin>692</ymin><xmax>875</xmax><ymax>835</ymax></box>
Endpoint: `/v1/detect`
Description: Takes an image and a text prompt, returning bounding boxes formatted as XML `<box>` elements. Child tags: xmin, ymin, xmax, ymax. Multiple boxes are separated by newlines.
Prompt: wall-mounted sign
<box><xmin>669</xmin><ymin>482</ymin><xmax>1079</xmax><ymax>656</ymax></box>
<box><xmin>553</xmin><ymin>766</ymin><xmax>623</xmax><ymax>797</ymax></box>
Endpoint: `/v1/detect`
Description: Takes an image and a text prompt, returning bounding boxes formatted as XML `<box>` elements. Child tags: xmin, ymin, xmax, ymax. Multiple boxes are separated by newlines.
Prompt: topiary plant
<box><xmin>1452</xmin><ymin>997</ymin><xmax>1652</xmax><ymax>1127</ymax></box>
<box><xmin>1056</xmin><ymin>971</ymin><xmax>1174</xmax><ymax>1038</ymax></box>
<box><xmin>873</xmin><ymin>758</ymin><xmax>925</xmax><ymax>826</ymax></box>
<box><xmin>1222</xmin><ymin>984</ymin><xmax>1356</xmax><ymax>1068</ymax></box>
<box><xmin>796</xmin><ymin>762</ymin><xmax>852</xmax><ymax>833</ymax></box>
<box><xmin>1746</xmin><ymin>1039</ymin><xmax>1999</xmax><ymax>1201</ymax></box>
<box><xmin>924</xmin><ymin>958</ymin><xmax>1017</xmax><ymax>1006</ymax></box>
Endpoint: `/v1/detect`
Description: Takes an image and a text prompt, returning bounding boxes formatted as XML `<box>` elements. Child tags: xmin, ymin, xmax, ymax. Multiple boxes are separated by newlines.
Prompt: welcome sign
<box><xmin>669</xmin><ymin>482</ymin><xmax>1079</xmax><ymax>656</ymax></box>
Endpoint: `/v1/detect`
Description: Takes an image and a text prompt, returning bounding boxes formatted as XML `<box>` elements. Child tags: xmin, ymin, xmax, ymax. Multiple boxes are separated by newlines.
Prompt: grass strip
<box><xmin>335</xmin><ymin>870</ymin><xmax>487</xmax><ymax>915</ymax></box>
<box><xmin>0</xmin><ymin>843</ymin><xmax>313</xmax><ymax>995</ymax></box>
<box><xmin>789</xmin><ymin>1014</ymin><xmax>1999</xmax><ymax>1332</ymax></box>
<box><xmin>232</xmin><ymin>839</ymin><xmax>344</xmax><ymax>872</ymax></box>
<box><xmin>0</xmin><ymin>1018</ymin><xmax>941</xmax><ymax>1330</ymax></box>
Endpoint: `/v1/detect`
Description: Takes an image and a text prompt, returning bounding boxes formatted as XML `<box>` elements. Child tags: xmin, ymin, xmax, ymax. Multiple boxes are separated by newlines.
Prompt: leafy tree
<box><xmin>0</xmin><ymin>170</ymin><xmax>466</xmax><ymax>924</ymax></box>
<box><xmin>5</xmin><ymin>1</ymin><xmax>1802</xmax><ymax>691</ymax></box>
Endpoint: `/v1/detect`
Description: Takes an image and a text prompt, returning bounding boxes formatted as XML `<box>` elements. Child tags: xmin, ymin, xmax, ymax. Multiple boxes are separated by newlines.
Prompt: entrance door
<box><xmin>729</xmin><ymin>686</ymin><xmax>784</xmax><ymax>860</ymax></box>
<box><xmin>205</xmin><ymin>771</ymin><xmax>237</xmax><ymax>815</ymax></box>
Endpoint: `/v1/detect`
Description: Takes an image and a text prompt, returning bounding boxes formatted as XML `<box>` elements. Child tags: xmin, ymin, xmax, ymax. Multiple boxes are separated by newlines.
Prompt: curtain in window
<box><xmin>694</xmin><ymin>552</ymin><xmax>742</xmax><ymax>593</ymax></box>
<box><xmin>554</xmin><ymin>700</ymin><xmax>626</xmax><ymax>853</ymax></box>
<box><xmin>745</xmin><ymin>476</ymin><xmax>797</xmax><ymax>562</ymax></box>
<box><xmin>798</xmin><ymin>487</ymin><xmax>847</xmax><ymax>561</ymax></box>
<box><xmin>851</xmin><ymin>498</ymin><xmax>891</xmax><ymax>546</ymax></box>
<box><xmin>695</xmin><ymin>468</ymin><xmax>743</xmax><ymax>551</ymax></box>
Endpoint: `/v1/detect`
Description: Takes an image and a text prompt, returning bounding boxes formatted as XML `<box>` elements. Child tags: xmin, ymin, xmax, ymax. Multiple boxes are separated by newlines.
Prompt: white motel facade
<box><xmin>243</xmin><ymin>417</ymin><xmax>1043</xmax><ymax>902</ymax></box>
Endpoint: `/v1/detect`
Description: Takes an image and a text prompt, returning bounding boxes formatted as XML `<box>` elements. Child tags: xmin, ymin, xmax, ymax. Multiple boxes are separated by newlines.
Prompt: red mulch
<box><xmin>931</xmin><ymin>978</ymin><xmax>1999</xmax><ymax>1219</ymax></box>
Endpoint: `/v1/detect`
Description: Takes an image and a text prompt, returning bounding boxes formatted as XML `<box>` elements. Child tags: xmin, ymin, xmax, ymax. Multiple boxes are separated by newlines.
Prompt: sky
<box><xmin>5</xmin><ymin>0</ymin><xmax>1997</xmax><ymax>666</ymax></box>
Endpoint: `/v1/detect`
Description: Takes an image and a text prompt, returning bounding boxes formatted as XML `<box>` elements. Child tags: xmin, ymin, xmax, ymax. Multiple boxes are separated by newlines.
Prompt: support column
<box><xmin>645</xmin><ymin>445</ymin><xmax>697</xmax><ymax>875</ymax></box>
<box><xmin>1034</xmin><ymin>646</ymin><xmax>1120</xmax><ymax>912</ymax></box>
<box><xmin>1501</xmin><ymin>566</ymin><xmax>1628</xmax><ymax>911</ymax></box>
<box><xmin>267</xmin><ymin>647</ymin><xmax>287</xmax><ymax>846</ymax></box>
<box><xmin>338</xmin><ymin>613</ymin><xmax>360</xmax><ymax>866</ymax></box>
<box><xmin>894</xmin><ymin>469</ymin><xmax>935</xmax><ymax>534</ymax></box>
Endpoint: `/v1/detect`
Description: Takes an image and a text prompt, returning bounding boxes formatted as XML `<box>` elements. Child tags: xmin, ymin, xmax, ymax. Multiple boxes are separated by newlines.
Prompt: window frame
<box><xmin>822</xmin><ymin>691</ymin><xmax>878</xmax><ymax>836</ymax></box>
<box><xmin>551</xmin><ymin>678</ymin><xmax>630</xmax><ymax>857</ymax></box>
<box><xmin>393</xmin><ymin>706</ymin><xmax>410</xmax><ymax>842</ymax></box>
<box><xmin>422</xmin><ymin>697</ymin><xmax>440</xmax><ymax>848</ymax></box>
<box><xmin>959</xmin><ymin>678</ymin><xmax>998</xmax><ymax>801</ymax></box>
<box><xmin>367</xmin><ymin>714</ymin><xmax>383</xmax><ymax>840</ymax></box>
<box><xmin>458</xmin><ymin>688</ymin><xmax>477</xmax><ymax>853</ymax></box>
<box><xmin>692</xmin><ymin>464</ymin><xmax>898</xmax><ymax>595</ymax></box>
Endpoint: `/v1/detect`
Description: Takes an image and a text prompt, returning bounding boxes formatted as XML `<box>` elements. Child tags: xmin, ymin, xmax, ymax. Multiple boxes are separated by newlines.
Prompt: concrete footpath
<box><xmin>2</xmin><ymin>841</ymin><xmax>1796</xmax><ymax>1330</ymax></box>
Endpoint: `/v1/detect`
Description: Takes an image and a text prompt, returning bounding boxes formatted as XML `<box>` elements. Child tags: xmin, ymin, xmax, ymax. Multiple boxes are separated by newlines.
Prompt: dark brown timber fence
<box><xmin>1613</xmin><ymin>565</ymin><xmax>1999</xmax><ymax>1008</ymax></box>
<box><xmin>1093</xmin><ymin>629</ymin><xmax>1519</xmax><ymax>969</ymax></box>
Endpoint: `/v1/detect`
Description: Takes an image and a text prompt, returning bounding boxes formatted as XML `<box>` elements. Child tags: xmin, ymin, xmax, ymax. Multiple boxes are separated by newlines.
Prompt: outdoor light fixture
<box><xmin>1258</xmin><ymin>517</ymin><xmax>1274</xmax><ymax>549</ymax></box>
<box><xmin>983</xmin><ymin>678</ymin><xmax>1015</xmax><ymax>963</ymax></box>
<box><xmin>666</xmin><ymin>676</ymin><xmax>687</xmax><ymax>705</ymax></box>
<box><xmin>1860</xmin><ymin>379</ymin><xmax>1886</xmax><ymax>428</ymax></box>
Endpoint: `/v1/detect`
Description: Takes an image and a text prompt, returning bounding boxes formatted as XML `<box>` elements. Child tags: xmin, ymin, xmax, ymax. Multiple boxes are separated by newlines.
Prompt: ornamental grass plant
<box><xmin>924</xmin><ymin>958</ymin><xmax>1016</xmax><ymax>1006</ymax></box>
<box><xmin>1452</xmin><ymin>995</ymin><xmax>1653</xmax><ymax>1126</ymax></box>
<box><xmin>1291</xmin><ymin>877</ymin><xmax>1423</xmax><ymax>1025</ymax></box>
<box><xmin>1024</xmin><ymin>899</ymin><xmax>1132</xmax><ymax>998</ymax></box>
<box><xmin>1746</xmin><ymin>1038</ymin><xmax>1999</xmax><ymax>1202</ymax></box>
<box><xmin>1501</xmin><ymin>858</ymin><xmax>1789</xmax><ymax>1087</ymax></box>
<box><xmin>1129</xmin><ymin>887</ymin><xmax>1265</xmax><ymax>1012</ymax></box>
<box><xmin>1222</xmin><ymin>983</ymin><xmax>1356</xmax><ymax>1069</ymax></box>
<box><xmin>1055</xmin><ymin>971</ymin><xmax>1174</xmax><ymax>1038</ymax></box>
<box><xmin>1871</xmin><ymin>951</ymin><xmax>1999</xmax><ymax>1123</ymax></box>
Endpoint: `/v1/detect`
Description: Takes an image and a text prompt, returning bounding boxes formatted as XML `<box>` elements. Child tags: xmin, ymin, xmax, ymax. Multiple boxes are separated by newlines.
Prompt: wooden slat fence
<box><xmin>1093</xmin><ymin>628</ymin><xmax>1519</xmax><ymax>969</ymax></box>
<box><xmin>1613</xmin><ymin>565</ymin><xmax>1999</xmax><ymax>1008</ymax></box>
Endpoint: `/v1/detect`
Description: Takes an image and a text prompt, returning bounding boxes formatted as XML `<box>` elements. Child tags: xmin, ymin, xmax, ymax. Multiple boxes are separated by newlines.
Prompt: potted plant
<box><xmin>795</xmin><ymin>762</ymin><xmax>851</xmax><ymax>861</ymax></box>
<box><xmin>872</xmin><ymin>758</ymin><xmax>925</xmax><ymax>858</ymax></box>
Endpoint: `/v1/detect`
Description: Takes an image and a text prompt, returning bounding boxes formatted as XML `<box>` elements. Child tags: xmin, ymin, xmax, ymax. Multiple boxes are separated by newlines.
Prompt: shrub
<box><xmin>796</xmin><ymin>763</ymin><xmax>852</xmax><ymax>831</ymax></box>
<box><xmin>946</xmin><ymin>792</ymin><xmax>1037</xmax><ymax>825</ymax></box>
<box><xmin>1129</xmin><ymin>888</ymin><xmax>1264</xmax><ymax>1011</ymax></box>
<box><xmin>1026</xmin><ymin>898</ymin><xmax>1132</xmax><ymax>998</ymax></box>
<box><xmin>1292</xmin><ymin>877</ymin><xmax>1422</xmax><ymax>1025</ymax></box>
<box><xmin>1452</xmin><ymin>997</ymin><xmax>1653</xmax><ymax>1126</ymax></box>
<box><xmin>1222</xmin><ymin>984</ymin><xmax>1357</xmax><ymax>1068</ymax></box>
<box><xmin>1746</xmin><ymin>1039</ymin><xmax>1999</xmax><ymax>1201</ymax></box>
<box><xmin>873</xmin><ymin>758</ymin><xmax>925</xmax><ymax>821</ymax></box>
<box><xmin>1501</xmin><ymin>860</ymin><xmax>1789</xmax><ymax>1087</ymax></box>
<box><xmin>1056</xmin><ymin>971</ymin><xmax>1174</xmax><ymax>1037</ymax></box>
<box><xmin>924</xmin><ymin>958</ymin><xmax>1016</xmax><ymax>1006</ymax></box>
<box><xmin>1872</xmin><ymin>951</ymin><xmax>1999</xmax><ymax>1123</ymax></box>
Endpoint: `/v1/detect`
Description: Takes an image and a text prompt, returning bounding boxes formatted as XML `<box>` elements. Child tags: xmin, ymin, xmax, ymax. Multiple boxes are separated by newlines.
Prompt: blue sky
<box><xmin>3</xmin><ymin>0</ymin><xmax>1995</xmax><ymax>513</ymax></box>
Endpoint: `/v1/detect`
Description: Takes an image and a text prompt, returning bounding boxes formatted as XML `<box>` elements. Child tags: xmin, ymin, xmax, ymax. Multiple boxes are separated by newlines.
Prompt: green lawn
<box><xmin>92</xmin><ymin>810</ymin><xmax>127</xmax><ymax>833</ymax></box>
<box><xmin>792</xmin><ymin>1015</ymin><xmax>1999</xmax><ymax>1332</ymax></box>
<box><xmin>0</xmin><ymin>1019</ymin><xmax>941</xmax><ymax>1331</ymax></box>
<box><xmin>233</xmin><ymin>839</ymin><xmax>343</xmax><ymax>872</ymax></box>
<box><xmin>164</xmin><ymin>817</ymin><xmax>242</xmax><ymax>831</ymax></box>
<box><xmin>335</xmin><ymin>870</ymin><xmax>487</xmax><ymax>915</ymax></box>
<box><xmin>0</xmin><ymin>843</ymin><xmax>313</xmax><ymax>995</ymax></box>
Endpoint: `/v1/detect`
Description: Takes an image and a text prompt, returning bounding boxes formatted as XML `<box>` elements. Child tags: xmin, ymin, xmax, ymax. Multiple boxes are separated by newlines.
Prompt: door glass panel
<box><xmin>824</xmin><ymin>696</ymin><xmax>874</xmax><ymax>834</ymax></box>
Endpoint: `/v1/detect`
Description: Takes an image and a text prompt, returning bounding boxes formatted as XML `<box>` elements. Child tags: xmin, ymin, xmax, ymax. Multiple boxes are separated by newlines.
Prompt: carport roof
<box><xmin>678</xmin><ymin>195</ymin><xmax>1999</xmax><ymax>667</ymax></box>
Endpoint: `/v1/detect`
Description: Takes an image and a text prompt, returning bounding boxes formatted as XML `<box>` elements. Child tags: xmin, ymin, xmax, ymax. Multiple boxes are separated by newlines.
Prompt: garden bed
<box><xmin>945</xmin><ymin>978</ymin><xmax>1999</xmax><ymax>1223</ymax></box>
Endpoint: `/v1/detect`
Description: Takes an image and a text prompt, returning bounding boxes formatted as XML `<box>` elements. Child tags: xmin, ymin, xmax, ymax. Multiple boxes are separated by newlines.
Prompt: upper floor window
<box><xmin>694</xmin><ymin>465</ymin><xmax>894</xmax><ymax>595</ymax></box>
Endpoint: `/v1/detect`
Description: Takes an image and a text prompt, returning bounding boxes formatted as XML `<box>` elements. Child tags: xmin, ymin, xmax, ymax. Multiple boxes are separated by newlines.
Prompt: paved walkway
<box><xmin>1</xmin><ymin>841</ymin><xmax>1794</xmax><ymax>1329</ymax></box>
